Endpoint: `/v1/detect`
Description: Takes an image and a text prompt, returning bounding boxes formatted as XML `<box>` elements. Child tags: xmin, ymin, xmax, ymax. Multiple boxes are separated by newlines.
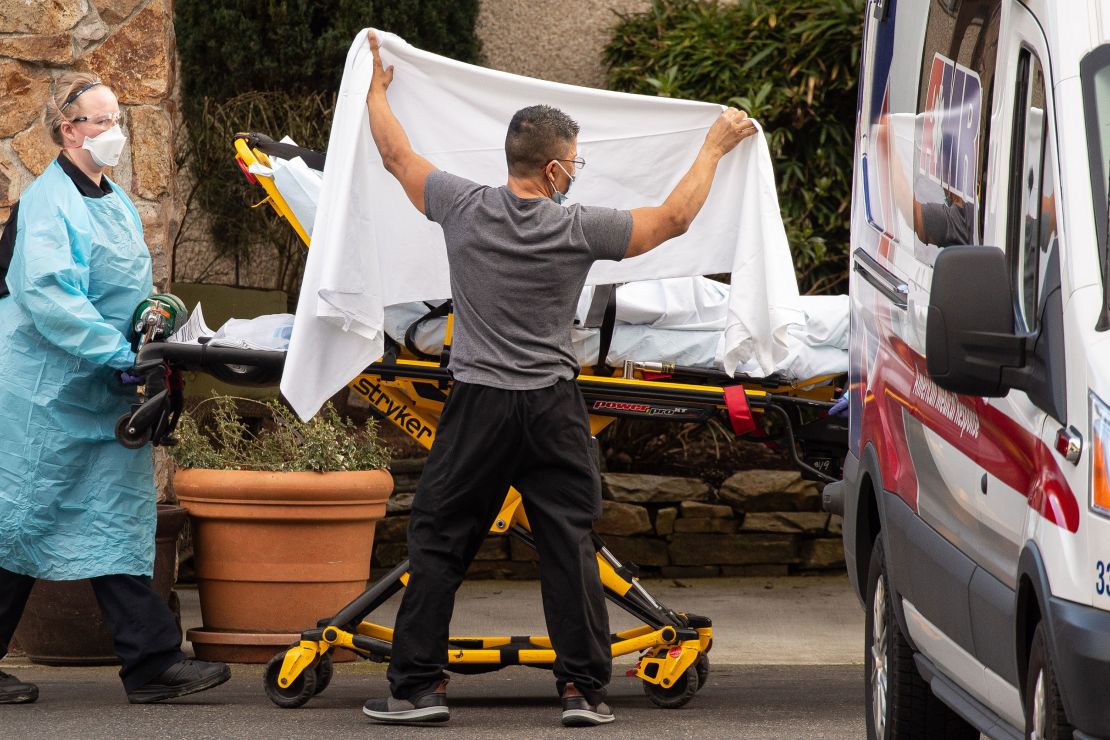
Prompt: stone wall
<box><xmin>374</xmin><ymin>464</ymin><xmax>845</xmax><ymax>579</ymax></box>
<box><xmin>0</xmin><ymin>0</ymin><xmax>179</xmax><ymax>290</ymax></box>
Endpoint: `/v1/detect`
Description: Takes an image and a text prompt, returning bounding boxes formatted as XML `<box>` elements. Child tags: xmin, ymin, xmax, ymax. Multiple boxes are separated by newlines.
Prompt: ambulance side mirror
<box><xmin>926</xmin><ymin>246</ymin><xmax>1030</xmax><ymax>397</ymax></box>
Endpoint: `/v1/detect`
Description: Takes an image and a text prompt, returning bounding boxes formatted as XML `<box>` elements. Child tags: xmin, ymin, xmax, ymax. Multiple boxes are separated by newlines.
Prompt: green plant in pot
<box><xmin>171</xmin><ymin>395</ymin><xmax>392</xmax><ymax>663</ymax></box>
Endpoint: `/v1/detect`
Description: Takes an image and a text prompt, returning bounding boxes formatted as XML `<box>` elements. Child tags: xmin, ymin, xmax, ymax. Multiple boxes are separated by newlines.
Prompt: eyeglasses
<box><xmin>69</xmin><ymin>111</ymin><xmax>123</xmax><ymax>128</ymax></box>
<box><xmin>557</xmin><ymin>157</ymin><xmax>586</xmax><ymax>170</ymax></box>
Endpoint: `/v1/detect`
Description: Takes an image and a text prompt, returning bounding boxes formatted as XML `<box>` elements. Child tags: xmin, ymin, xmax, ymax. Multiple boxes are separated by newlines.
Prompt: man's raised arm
<box><xmin>626</xmin><ymin>108</ymin><xmax>758</xmax><ymax>258</ymax></box>
<box><xmin>365</xmin><ymin>30</ymin><xmax>436</xmax><ymax>214</ymax></box>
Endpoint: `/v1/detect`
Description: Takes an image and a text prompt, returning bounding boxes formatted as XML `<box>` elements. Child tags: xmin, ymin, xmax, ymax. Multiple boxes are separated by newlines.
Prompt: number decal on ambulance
<box><xmin>1097</xmin><ymin>561</ymin><xmax>1107</xmax><ymax>596</ymax></box>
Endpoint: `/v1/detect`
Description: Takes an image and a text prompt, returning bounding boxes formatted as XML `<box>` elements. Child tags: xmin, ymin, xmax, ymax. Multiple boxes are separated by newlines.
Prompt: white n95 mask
<box><xmin>82</xmin><ymin>124</ymin><xmax>127</xmax><ymax>168</ymax></box>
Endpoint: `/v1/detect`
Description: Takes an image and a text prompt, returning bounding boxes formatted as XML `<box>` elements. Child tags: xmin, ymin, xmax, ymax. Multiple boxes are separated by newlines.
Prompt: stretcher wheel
<box><xmin>264</xmin><ymin>649</ymin><xmax>317</xmax><ymax>708</ymax></box>
<box><xmin>695</xmin><ymin>654</ymin><xmax>709</xmax><ymax>691</ymax></box>
<box><xmin>643</xmin><ymin>664</ymin><xmax>699</xmax><ymax>708</ymax></box>
<box><xmin>313</xmin><ymin>652</ymin><xmax>333</xmax><ymax>696</ymax></box>
<box><xmin>115</xmin><ymin>413</ymin><xmax>152</xmax><ymax>450</ymax></box>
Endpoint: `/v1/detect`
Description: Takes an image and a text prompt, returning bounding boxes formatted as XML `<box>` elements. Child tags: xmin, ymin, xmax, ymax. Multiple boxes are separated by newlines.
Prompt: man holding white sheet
<box><xmin>360</xmin><ymin>30</ymin><xmax>756</xmax><ymax>727</ymax></box>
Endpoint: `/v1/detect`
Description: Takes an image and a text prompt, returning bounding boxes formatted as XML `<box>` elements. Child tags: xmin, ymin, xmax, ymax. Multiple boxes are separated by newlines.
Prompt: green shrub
<box><xmin>171</xmin><ymin>396</ymin><xmax>391</xmax><ymax>472</ymax></box>
<box><xmin>605</xmin><ymin>0</ymin><xmax>864</xmax><ymax>294</ymax></box>
<box><xmin>175</xmin><ymin>0</ymin><xmax>481</xmax><ymax>106</ymax></box>
<box><xmin>173</xmin><ymin>0</ymin><xmax>481</xmax><ymax>278</ymax></box>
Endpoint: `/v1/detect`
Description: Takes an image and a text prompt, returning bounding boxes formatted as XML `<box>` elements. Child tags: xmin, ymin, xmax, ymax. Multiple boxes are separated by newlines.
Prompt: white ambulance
<box><xmin>824</xmin><ymin>0</ymin><xmax>1110</xmax><ymax>737</ymax></box>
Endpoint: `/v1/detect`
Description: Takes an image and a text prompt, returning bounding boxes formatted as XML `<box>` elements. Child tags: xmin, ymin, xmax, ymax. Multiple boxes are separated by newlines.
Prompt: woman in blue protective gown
<box><xmin>0</xmin><ymin>73</ymin><xmax>230</xmax><ymax>705</ymax></box>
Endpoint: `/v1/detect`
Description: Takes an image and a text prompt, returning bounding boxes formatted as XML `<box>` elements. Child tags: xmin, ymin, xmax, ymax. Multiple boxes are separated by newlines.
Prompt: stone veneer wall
<box><xmin>0</xmin><ymin>0</ymin><xmax>179</xmax><ymax>290</ymax></box>
<box><xmin>0</xmin><ymin>0</ymin><xmax>179</xmax><ymax>499</ymax></box>
<box><xmin>374</xmin><ymin>465</ymin><xmax>845</xmax><ymax>579</ymax></box>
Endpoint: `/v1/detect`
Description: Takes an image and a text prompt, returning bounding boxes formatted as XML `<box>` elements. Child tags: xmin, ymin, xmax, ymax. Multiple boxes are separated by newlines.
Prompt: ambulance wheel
<box><xmin>643</xmin><ymin>665</ymin><xmax>698</xmax><ymax>708</ymax></box>
<box><xmin>865</xmin><ymin>537</ymin><xmax>977</xmax><ymax>739</ymax></box>
<box><xmin>313</xmin><ymin>652</ymin><xmax>334</xmax><ymax>696</ymax></box>
<box><xmin>694</xmin><ymin>654</ymin><xmax>709</xmax><ymax>691</ymax></box>
<box><xmin>115</xmin><ymin>413</ymin><xmax>151</xmax><ymax>449</ymax></box>
<box><xmin>264</xmin><ymin>650</ymin><xmax>316</xmax><ymax>708</ymax></box>
<box><xmin>1024</xmin><ymin>621</ymin><xmax>1073</xmax><ymax>739</ymax></box>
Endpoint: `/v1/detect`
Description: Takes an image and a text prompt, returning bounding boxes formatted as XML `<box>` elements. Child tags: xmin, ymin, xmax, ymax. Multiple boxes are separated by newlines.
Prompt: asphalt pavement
<box><xmin>1</xmin><ymin>575</ymin><xmax>867</xmax><ymax>739</ymax></box>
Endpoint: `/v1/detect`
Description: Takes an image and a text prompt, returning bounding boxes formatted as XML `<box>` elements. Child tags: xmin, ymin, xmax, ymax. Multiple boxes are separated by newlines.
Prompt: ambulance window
<box><xmin>915</xmin><ymin>0</ymin><xmax>1001</xmax><ymax>249</ymax></box>
<box><xmin>860</xmin><ymin>1</ymin><xmax>898</xmax><ymax>238</ymax></box>
<box><xmin>1008</xmin><ymin>52</ymin><xmax>1053</xmax><ymax>332</ymax></box>
<box><xmin>1082</xmin><ymin>45</ymin><xmax>1110</xmax><ymax>278</ymax></box>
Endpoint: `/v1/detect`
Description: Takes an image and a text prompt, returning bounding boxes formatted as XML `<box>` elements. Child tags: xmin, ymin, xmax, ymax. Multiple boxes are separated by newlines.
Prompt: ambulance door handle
<box><xmin>853</xmin><ymin>249</ymin><xmax>908</xmax><ymax>310</ymax></box>
<box><xmin>1055</xmin><ymin>426</ymin><xmax>1082</xmax><ymax>465</ymax></box>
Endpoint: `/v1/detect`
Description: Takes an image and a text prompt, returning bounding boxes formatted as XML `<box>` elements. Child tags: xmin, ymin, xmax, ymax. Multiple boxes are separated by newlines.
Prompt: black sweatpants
<box><xmin>0</xmin><ymin>566</ymin><xmax>184</xmax><ymax>692</ymax></box>
<box><xmin>387</xmin><ymin>380</ymin><xmax>611</xmax><ymax>704</ymax></box>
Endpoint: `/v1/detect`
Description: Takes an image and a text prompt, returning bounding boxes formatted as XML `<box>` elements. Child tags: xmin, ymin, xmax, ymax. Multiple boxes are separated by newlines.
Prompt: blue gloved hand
<box><xmin>118</xmin><ymin>369</ymin><xmax>145</xmax><ymax>386</ymax></box>
<box><xmin>828</xmin><ymin>395</ymin><xmax>849</xmax><ymax>417</ymax></box>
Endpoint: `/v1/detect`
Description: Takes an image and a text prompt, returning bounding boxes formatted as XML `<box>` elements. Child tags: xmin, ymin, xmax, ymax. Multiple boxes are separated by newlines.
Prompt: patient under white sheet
<box><xmin>385</xmin><ymin>277</ymin><xmax>848</xmax><ymax>381</ymax></box>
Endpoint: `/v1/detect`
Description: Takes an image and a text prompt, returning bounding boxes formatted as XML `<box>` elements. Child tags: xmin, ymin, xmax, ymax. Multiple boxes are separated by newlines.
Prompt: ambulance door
<box><xmin>850</xmin><ymin>0</ymin><xmax>932</xmax><ymax>506</ymax></box>
<box><xmin>891</xmin><ymin>0</ymin><xmax>1004</xmax><ymax>636</ymax></box>
<box><xmin>976</xmin><ymin>0</ymin><xmax>1061</xmax><ymax>621</ymax></box>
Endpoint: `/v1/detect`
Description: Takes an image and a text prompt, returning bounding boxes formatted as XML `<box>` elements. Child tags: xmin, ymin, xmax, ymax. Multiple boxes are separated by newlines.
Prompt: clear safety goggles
<box><xmin>69</xmin><ymin>111</ymin><xmax>124</xmax><ymax>129</ymax></box>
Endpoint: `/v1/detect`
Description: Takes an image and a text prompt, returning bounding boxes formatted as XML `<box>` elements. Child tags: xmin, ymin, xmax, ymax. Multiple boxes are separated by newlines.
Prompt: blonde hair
<box><xmin>43</xmin><ymin>71</ymin><xmax>105</xmax><ymax>146</ymax></box>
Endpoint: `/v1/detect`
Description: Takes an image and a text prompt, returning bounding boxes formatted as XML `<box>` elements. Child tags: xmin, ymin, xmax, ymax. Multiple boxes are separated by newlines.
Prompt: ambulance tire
<box><xmin>864</xmin><ymin>537</ymin><xmax>977</xmax><ymax>739</ymax></box>
<box><xmin>1024</xmin><ymin>621</ymin><xmax>1073</xmax><ymax>739</ymax></box>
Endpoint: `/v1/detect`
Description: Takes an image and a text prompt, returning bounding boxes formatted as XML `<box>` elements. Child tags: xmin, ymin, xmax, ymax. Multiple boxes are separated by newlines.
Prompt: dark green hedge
<box><xmin>176</xmin><ymin>0</ymin><xmax>481</xmax><ymax>106</ymax></box>
<box><xmin>173</xmin><ymin>0</ymin><xmax>481</xmax><ymax>283</ymax></box>
<box><xmin>605</xmin><ymin>0</ymin><xmax>863</xmax><ymax>294</ymax></box>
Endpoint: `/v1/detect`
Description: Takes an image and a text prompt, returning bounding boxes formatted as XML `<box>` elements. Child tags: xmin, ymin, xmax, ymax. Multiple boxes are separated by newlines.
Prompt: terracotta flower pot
<box><xmin>174</xmin><ymin>468</ymin><xmax>392</xmax><ymax>663</ymax></box>
<box><xmin>12</xmin><ymin>504</ymin><xmax>188</xmax><ymax>665</ymax></box>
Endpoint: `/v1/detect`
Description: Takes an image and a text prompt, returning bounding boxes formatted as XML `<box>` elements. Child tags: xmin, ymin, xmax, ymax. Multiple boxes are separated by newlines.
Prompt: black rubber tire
<box><xmin>643</xmin><ymin>664</ymin><xmax>699</xmax><ymax>709</ymax></box>
<box><xmin>1024</xmin><ymin>621</ymin><xmax>1074</xmax><ymax>739</ymax></box>
<box><xmin>312</xmin><ymin>652</ymin><xmax>334</xmax><ymax>696</ymax></box>
<box><xmin>864</xmin><ymin>537</ymin><xmax>977</xmax><ymax>739</ymax></box>
<box><xmin>115</xmin><ymin>413</ymin><xmax>152</xmax><ymax>449</ymax></box>
<box><xmin>694</xmin><ymin>653</ymin><xmax>709</xmax><ymax>691</ymax></box>
<box><xmin>264</xmin><ymin>649</ymin><xmax>317</xmax><ymax>709</ymax></box>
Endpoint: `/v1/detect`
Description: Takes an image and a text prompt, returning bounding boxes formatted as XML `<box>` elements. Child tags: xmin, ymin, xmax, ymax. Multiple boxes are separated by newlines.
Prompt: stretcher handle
<box><xmin>235</xmin><ymin>132</ymin><xmax>326</xmax><ymax>172</ymax></box>
<box><xmin>135</xmin><ymin>342</ymin><xmax>286</xmax><ymax>387</ymax></box>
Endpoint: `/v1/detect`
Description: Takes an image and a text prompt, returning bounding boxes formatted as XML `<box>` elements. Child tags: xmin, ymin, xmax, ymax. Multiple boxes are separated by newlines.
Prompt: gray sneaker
<box><xmin>561</xmin><ymin>684</ymin><xmax>614</xmax><ymax>727</ymax></box>
<box><xmin>363</xmin><ymin>679</ymin><xmax>450</xmax><ymax>724</ymax></box>
<box><xmin>0</xmin><ymin>670</ymin><xmax>38</xmax><ymax>704</ymax></box>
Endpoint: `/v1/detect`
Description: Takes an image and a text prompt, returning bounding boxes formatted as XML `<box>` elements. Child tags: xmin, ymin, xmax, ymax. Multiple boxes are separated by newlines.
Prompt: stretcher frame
<box><xmin>129</xmin><ymin>135</ymin><xmax>849</xmax><ymax>709</ymax></box>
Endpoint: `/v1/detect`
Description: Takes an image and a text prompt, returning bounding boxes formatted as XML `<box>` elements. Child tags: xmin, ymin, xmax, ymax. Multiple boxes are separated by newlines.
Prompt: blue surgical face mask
<box><xmin>549</xmin><ymin>160</ymin><xmax>575</xmax><ymax>205</ymax></box>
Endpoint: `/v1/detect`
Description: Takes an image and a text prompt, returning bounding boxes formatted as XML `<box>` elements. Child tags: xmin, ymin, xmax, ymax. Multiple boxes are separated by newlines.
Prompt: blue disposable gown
<box><xmin>0</xmin><ymin>159</ymin><xmax>155</xmax><ymax>580</ymax></box>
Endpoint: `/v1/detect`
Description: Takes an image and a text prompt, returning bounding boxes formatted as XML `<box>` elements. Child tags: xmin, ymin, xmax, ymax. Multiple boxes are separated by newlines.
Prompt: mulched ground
<box><xmin>597</xmin><ymin>419</ymin><xmax>794</xmax><ymax>488</ymax></box>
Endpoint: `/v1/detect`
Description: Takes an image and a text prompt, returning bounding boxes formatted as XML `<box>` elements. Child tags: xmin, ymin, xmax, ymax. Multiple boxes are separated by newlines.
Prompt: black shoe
<box><xmin>0</xmin><ymin>670</ymin><xmax>38</xmax><ymax>704</ymax></box>
<box><xmin>127</xmin><ymin>659</ymin><xmax>231</xmax><ymax>704</ymax></box>
<box><xmin>363</xmin><ymin>679</ymin><xmax>450</xmax><ymax>724</ymax></box>
<box><xmin>561</xmin><ymin>687</ymin><xmax>614</xmax><ymax>727</ymax></box>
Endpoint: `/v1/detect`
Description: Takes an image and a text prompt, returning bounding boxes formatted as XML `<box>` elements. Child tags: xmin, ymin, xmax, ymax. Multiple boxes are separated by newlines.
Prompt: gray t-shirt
<box><xmin>424</xmin><ymin>170</ymin><xmax>632</xmax><ymax>389</ymax></box>
<box><xmin>920</xmin><ymin>200</ymin><xmax>974</xmax><ymax>247</ymax></box>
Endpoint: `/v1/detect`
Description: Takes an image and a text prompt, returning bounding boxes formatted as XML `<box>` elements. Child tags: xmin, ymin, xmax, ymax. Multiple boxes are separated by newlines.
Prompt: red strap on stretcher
<box><xmin>723</xmin><ymin>384</ymin><xmax>756</xmax><ymax>436</ymax></box>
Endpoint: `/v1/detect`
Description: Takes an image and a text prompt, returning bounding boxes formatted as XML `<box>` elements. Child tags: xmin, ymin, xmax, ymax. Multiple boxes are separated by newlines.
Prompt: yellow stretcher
<box><xmin>118</xmin><ymin>133</ymin><xmax>848</xmax><ymax>710</ymax></box>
